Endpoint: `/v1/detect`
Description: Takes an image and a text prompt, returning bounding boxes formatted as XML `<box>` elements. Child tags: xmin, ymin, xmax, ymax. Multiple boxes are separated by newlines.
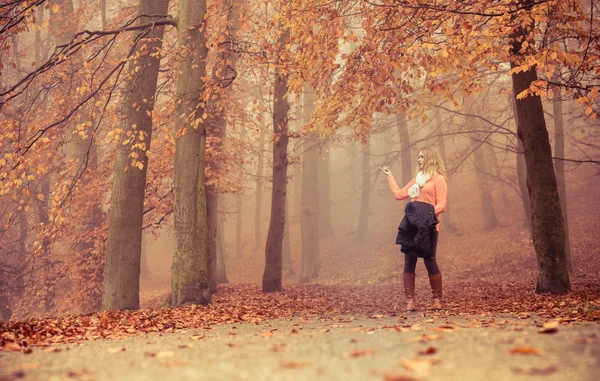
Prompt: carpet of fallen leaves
<box><xmin>2</xmin><ymin>172</ymin><xmax>600</xmax><ymax>352</ymax></box>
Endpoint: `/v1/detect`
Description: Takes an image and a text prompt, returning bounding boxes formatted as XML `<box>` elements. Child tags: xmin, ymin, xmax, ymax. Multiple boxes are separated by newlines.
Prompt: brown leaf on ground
<box><xmin>271</xmin><ymin>343</ymin><xmax>286</xmax><ymax>352</ymax></box>
<box><xmin>67</xmin><ymin>369</ymin><xmax>92</xmax><ymax>378</ymax></box>
<box><xmin>146</xmin><ymin>351</ymin><xmax>176</xmax><ymax>358</ymax></box>
<box><xmin>382</xmin><ymin>373</ymin><xmax>420</xmax><ymax>381</ymax></box>
<box><xmin>512</xmin><ymin>365</ymin><xmax>558</xmax><ymax>375</ymax></box>
<box><xmin>23</xmin><ymin>347</ymin><xmax>33</xmax><ymax>354</ymax></box>
<box><xmin>260</xmin><ymin>330</ymin><xmax>274</xmax><ymax>338</ymax></box>
<box><xmin>2</xmin><ymin>342</ymin><xmax>21</xmax><ymax>352</ymax></box>
<box><xmin>409</xmin><ymin>334</ymin><xmax>441</xmax><ymax>343</ymax></box>
<box><xmin>538</xmin><ymin>321</ymin><xmax>559</xmax><ymax>334</ymax></box>
<box><xmin>399</xmin><ymin>358</ymin><xmax>439</xmax><ymax>376</ymax></box>
<box><xmin>106</xmin><ymin>347</ymin><xmax>125</xmax><ymax>353</ymax></box>
<box><xmin>509</xmin><ymin>346</ymin><xmax>542</xmax><ymax>355</ymax></box>
<box><xmin>417</xmin><ymin>346</ymin><xmax>437</xmax><ymax>355</ymax></box>
<box><xmin>280</xmin><ymin>361</ymin><xmax>309</xmax><ymax>369</ymax></box>
<box><xmin>177</xmin><ymin>344</ymin><xmax>193</xmax><ymax>349</ymax></box>
<box><xmin>346</xmin><ymin>348</ymin><xmax>377</xmax><ymax>358</ymax></box>
<box><xmin>43</xmin><ymin>347</ymin><xmax>62</xmax><ymax>353</ymax></box>
<box><xmin>190</xmin><ymin>334</ymin><xmax>205</xmax><ymax>340</ymax></box>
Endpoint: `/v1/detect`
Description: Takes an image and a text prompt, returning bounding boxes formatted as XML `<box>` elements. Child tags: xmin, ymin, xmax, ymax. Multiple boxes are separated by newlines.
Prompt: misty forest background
<box><xmin>1</xmin><ymin>0</ymin><xmax>600</xmax><ymax>322</ymax></box>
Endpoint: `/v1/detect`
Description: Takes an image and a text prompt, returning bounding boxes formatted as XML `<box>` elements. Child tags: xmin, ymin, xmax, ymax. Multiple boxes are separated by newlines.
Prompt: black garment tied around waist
<box><xmin>396</xmin><ymin>201</ymin><xmax>438</xmax><ymax>259</ymax></box>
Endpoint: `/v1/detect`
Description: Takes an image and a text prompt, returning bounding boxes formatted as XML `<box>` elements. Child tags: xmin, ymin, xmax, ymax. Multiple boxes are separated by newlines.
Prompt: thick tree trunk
<box><xmin>355</xmin><ymin>138</ymin><xmax>370</xmax><ymax>243</ymax></box>
<box><xmin>510</xmin><ymin>10</ymin><xmax>570</xmax><ymax>294</ymax></box>
<box><xmin>255</xmin><ymin>123</ymin><xmax>265</xmax><ymax>249</ymax></box>
<box><xmin>300</xmin><ymin>89</ymin><xmax>320</xmax><ymax>282</ymax></box>
<box><xmin>171</xmin><ymin>0</ymin><xmax>211</xmax><ymax>306</ymax></box>
<box><xmin>261</xmin><ymin>25</ymin><xmax>290</xmax><ymax>292</ymax></box>
<box><xmin>102</xmin><ymin>0</ymin><xmax>169</xmax><ymax>311</ymax></box>
<box><xmin>396</xmin><ymin>113</ymin><xmax>412</xmax><ymax>185</ymax></box>
<box><xmin>470</xmin><ymin>119</ymin><xmax>499</xmax><ymax>229</ymax></box>
<box><xmin>553</xmin><ymin>93</ymin><xmax>572</xmax><ymax>272</ymax></box>
<box><xmin>318</xmin><ymin>142</ymin><xmax>334</xmax><ymax>237</ymax></box>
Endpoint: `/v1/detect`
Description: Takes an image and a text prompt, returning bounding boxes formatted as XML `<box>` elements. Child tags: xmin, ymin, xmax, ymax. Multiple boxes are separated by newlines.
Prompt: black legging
<box><xmin>404</xmin><ymin>255</ymin><xmax>440</xmax><ymax>275</ymax></box>
<box><xmin>403</xmin><ymin>231</ymin><xmax>440</xmax><ymax>274</ymax></box>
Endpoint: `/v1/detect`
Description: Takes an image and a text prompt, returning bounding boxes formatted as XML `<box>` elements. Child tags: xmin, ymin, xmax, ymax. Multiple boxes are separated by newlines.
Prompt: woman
<box><xmin>381</xmin><ymin>147</ymin><xmax>448</xmax><ymax>311</ymax></box>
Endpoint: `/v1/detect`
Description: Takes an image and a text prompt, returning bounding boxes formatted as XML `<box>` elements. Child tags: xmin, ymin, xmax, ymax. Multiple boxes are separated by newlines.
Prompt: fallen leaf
<box><xmin>260</xmin><ymin>330</ymin><xmax>274</xmax><ymax>338</ymax></box>
<box><xmin>417</xmin><ymin>346</ymin><xmax>437</xmax><ymax>355</ymax></box>
<box><xmin>67</xmin><ymin>369</ymin><xmax>92</xmax><ymax>378</ymax></box>
<box><xmin>177</xmin><ymin>344</ymin><xmax>193</xmax><ymax>349</ymax></box>
<box><xmin>382</xmin><ymin>373</ymin><xmax>419</xmax><ymax>381</ymax></box>
<box><xmin>346</xmin><ymin>348</ymin><xmax>376</xmax><ymax>358</ymax></box>
<box><xmin>190</xmin><ymin>335</ymin><xmax>205</xmax><ymax>340</ymax></box>
<box><xmin>398</xmin><ymin>357</ymin><xmax>439</xmax><ymax>376</ymax></box>
<box><xmin>23</xmin><ymin>347</ymin><xmax>33</xmax><ymax>354</ymax></box>
<box><xmin>512</xmin><ymin>365</ymin><xmax>558</xmax><ymax>375</ymax></box>
<box><xmin>3</xmin><ymin>342</ymin><xmax>21</xmax><ymax>352</ymax></box>
<box><xmin>320</xmin><ymin>329</ymin><xmax>330</xmax><ymax>333</ymax></box>
<box><xmin>106</xmin><ymin>347</ymin><xmax>125</xmax><ymax>353</ymax></box>
<box><xmin>538</xmin><ymin>321</ymin><xmax>559</xmax><ymax>334</ymax></box>
<box><xmin>510</xmin><ymin>346</ymin><xmax>542</xmax><ymax>355</ymax></box>
<box><xmin>281</xmin><ymin>361</ymin><xmax>309</xmax><ymax>369</ymax></box>
<box><xmin>43</xmin><ymin>347</ymin><xmax>62</xmax><ymax>353</ymax></box>
<box><xmin>146</xmin><ymin>351</ymin><xmax>176</xmax><ymax>358</ymax></box>
<box><xmin>409</xmin><ymin>334</ymin><xmax>441</xmax><ymax>343</ymax></box>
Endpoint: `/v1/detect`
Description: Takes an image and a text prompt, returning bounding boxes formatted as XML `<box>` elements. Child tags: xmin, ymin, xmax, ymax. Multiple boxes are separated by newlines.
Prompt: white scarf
<box><xmin>408</xmin><ymin>171</ymin><xmax>431</xmax><ymax>198</ymax></box>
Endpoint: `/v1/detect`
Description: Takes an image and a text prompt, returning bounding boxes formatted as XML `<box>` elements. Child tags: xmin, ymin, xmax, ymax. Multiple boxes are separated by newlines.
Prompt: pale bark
<box><xmin>261</xmin><ymin>24</ymin><xmax>290</xmax><ymax>292</ymax></box>
<box><xmin>171</xmin><ymin>0</ymin><xmax>211</xmax><ymax>306</ymax></box>
<box><xmin>355</xmin><ymin>138</ymin><xmax>370</xmax><ymax>243</ymax></box>
<box><xmin>300</xmin><ymin>89</ymin><xmax>320</xmax><ymax>282</ymax></box>
<box><xmin>255</xmin><ymin>121</ymin><xmax>266</xmax><ymax>249</ymax></box>
<box><xmin>318</xmin><ymin>142</ymin><xmax>334</xmax><ymax>237</ymax></box>
<box><xmin>102</xmin><ymin>0</ymin><xmax>170</xmax><ymax>311</ymax></box>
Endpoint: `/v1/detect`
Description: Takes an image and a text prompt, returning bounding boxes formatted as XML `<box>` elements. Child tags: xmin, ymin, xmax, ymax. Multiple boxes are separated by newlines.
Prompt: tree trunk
<box><xmin>235</xmin><ymin>126</ymin><xmax>244</xmax><ymax>258</ymax></box>
<box><xmin>171</xmin><ymin>0</ymin><xmax>211</xmax><ymax>306</ymax></box>
<box><xmin>282</xmin><ymin>196</ymin><xmax>294</xmax><ymax>277</ymax></box>
<box><xmin>300</xmin><ymin>89</ymin><xmax>320</xmax><ymax>282</ymax></box>
<box><xmin>470</xmin><ymin>119</ymin><xmax>499</xmax><ymax>229</ymax></box>
<box><xmin>215</xmin><ymin>196</ymin><xmax>229</xmax><ymax>283</ymax></box>
<box><xmin>396</xmin><ymin>113</ymin><xmax>412</xmax><ymax>185</ymax></box>
<box><xmin>484</xmin><ymin>143</ymin><xmax>510</xmax><ymax>211</ymax></box>
<box><xmin>510</xmin><ymin>8</ymin><xmax>570</xmax><ymax>294</ymax></box>
<box><xmin>553</xmin><ymin>93</ymin><xmax>572</xmax><ymax>272</ymax></box>
<box><xmin>510</xmin><ymin>94</ymin><xmax>533</xmax><ymax>232</ymax></box>
<box><xmin>255</xmin><ymin>121</ymin><xmax>265</xmax><ymax>249</ymax></box>
<box><xmin>102</xmin><ymin>0</ymin><xmax>169</xmax><ymax>311</ymax></box>
<box><xmin>355</xmin><ymin>137</ymin><xmax>370</xmax><ymax>243</ymax></box>
<box><xmin>207</xmin><ymin>0</ymin><xmax>241</xmax><ymax>292</ymax></box>
<box><xmin>140</xmin><ymin>232</ymin><xmax>151</xmax><ymax>277</ymax></box>
<box><xmin>318</xmin><ymin>142</ymin><xmax>334</xmax><ymax>237</ymax></box>
<box><xmin>261</xmin><ymin>24</ymin><xmax>290</xmax><ymax>292</ymax></box>
<box><xmin>435</xmin><ymin>110</ymin><xmax>457</xmax><ymax>233</ymax></box>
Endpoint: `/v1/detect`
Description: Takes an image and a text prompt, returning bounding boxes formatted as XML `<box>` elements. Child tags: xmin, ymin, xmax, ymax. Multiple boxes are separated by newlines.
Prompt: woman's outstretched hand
<box><xmin>378</xmin><ymin>166</ymin><xmax>392</xmax><ymax>176</ymax></box>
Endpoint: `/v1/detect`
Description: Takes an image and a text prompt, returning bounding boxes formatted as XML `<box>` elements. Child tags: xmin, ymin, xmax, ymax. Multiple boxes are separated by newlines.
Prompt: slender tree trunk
<box><xmin>510</xmin><ymin>94</ymin><xmax>533</xmax><ymax>232</ymax></box>
<box><xmin>435</xmin><ymin>110</ymin><xmax>457</xmax><ymax>233</ymax></box>
<box><xmin>553</xmin><ymin>93</ymin><xmax>572</xmax><ymax>272</ymax></box>
<box><xmin>282</xmin><ymin>196</ymin><xmax>294</xmax><ymax>277</ymax></box>
<box><xmin>484</xmin><ymin>143</ymin><xmax>510</xmax><ymax>211</ymax></box>
<box><xmin>102</xmin><ymin>0</ymin><xmax>169</xmax><ymax>311</ymax></box>
<box><xmin>207</xmin><ymin>0</ymin><xmax>241</xmax><ymax>292</ymax></box>
<box><xmin>396</xmin><ymin>113</ymin><xmax>412</xmax><ymax>185</ymax></box>
<box><xmin>171</xmin><ymin>0</ymin><xmax>211</xmax><ymax>306</ymax></box>
<box><xmin>510</xmin><ymin>6</ymin><xmax>570</xmax><ymax>293</ymax></box>
<box><xmin>215</xmin><ymin>196</ymin><xmax>229</xmax><ymax>283</ymax></box>
<box><xmin>255</xmin><ymin>121</ymin><xmax>266</xmax><ymax>249</ymax></box>
<box><xmin>235</xmin><ymin>126</ymin><xmax>245</xmax><ymax>258</ymax></box>
<box><xmin>355</xmin><ymin>137</ymin><xmax>370</xmax><ymax>243</ymax></box>
<box><xmin>261</xmin><ymin>23</ymin><xmax>290</xmax><ymax>292</ymax></box>
<box><xmin>300</xmin><ymin>89</ymin><xmax>320</xmax><ymax>282</ymax></box>
<box><xmin>319</xmin><ymin>142</ymin><xmax>334</xmax><ymax>237</ymax></box>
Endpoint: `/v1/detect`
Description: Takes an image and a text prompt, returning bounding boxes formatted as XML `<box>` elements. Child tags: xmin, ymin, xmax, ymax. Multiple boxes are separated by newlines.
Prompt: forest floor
<box><xmin>2</xmin><ymin>166</ymin><xmax>600</xmax><ymax>380</ymax></box>
<box><xmin>1</xmin><ymin>309</ymin><xmax>599</xmax><ymax>381</ymax></box>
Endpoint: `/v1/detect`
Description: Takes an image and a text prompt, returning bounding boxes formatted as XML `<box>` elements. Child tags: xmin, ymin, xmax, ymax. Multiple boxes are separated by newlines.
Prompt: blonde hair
<box><xmin>417</xmin><ymin>146</ymin><xmax>448</xmax><ymax>180</ymax></box>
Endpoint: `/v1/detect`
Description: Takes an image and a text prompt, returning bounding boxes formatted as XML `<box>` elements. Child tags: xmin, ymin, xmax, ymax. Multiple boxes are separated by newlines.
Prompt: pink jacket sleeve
<box><xmin>388</xmin><ymin>176</ymin><xmax>416</xmax><ymax>201</ymax></box>
<box><xmin>434</xmin><ymin>175</ymin><xmax>448</xmax><ymax>215</ymax></box>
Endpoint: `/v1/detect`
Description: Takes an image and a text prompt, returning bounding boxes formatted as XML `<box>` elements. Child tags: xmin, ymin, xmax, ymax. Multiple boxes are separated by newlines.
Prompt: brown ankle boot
<box><xmin>403</xmin><ymin>273</ymin><xmax>416</xmax><ymax>311</ymax></box>
<box><xmin>428</xmin><ymin>273</ymin><xmax>442</xmax><ymax>310</ymax></box>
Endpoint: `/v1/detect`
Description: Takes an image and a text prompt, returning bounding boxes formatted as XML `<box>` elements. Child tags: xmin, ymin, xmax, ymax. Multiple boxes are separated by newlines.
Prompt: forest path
<box><xmin>2</xmin><ymin>312</ymin><xmax>598</xmax><ymax>381</ymax></box>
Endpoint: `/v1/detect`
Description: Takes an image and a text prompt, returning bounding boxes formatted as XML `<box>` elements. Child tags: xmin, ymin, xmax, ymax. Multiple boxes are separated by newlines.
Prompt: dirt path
<box><xmin>1</xmin><ymin>312</ymin><xmax>598</xmax><ymax>381</ymax></box>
